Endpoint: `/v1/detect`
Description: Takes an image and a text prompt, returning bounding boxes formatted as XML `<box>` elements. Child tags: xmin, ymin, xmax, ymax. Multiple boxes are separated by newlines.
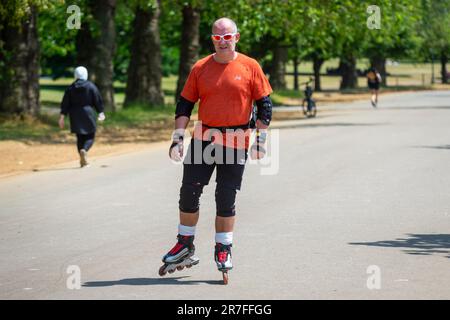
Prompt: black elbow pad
<box><xmin>175</xmin><ymin>96</ymin><xmax>195</xmax><ymax>119</ymax></box>
<box><xmin>255</xmin><ymin>96</ymin><xmax>272</xmax><ymax>126</ymax></box>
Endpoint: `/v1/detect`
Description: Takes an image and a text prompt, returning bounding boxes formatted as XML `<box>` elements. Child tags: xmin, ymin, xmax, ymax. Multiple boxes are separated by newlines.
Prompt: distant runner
<box><xmin>367</xmin><ymin>67</ymin><xmax>382</xmax><ymax>108</ymax></box>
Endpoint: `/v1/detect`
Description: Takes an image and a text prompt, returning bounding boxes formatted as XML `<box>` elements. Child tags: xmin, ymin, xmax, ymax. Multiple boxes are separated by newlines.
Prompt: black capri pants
<box><xmin>179</xmin><ymin>139</ymin><xmax>248</xmax><ymax>217</ymax></box>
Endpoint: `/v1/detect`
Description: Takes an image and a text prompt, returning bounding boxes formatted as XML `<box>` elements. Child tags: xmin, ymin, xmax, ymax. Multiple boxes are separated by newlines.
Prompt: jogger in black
<box><xmin>367</xmin><ymin>67</ymin><xmax>382</xmax><ymax>108</ymax></box>
<box><xmin>59</xmin><ymin>66</ymin><xmax>105</xmax><ymax>167</ymax></box>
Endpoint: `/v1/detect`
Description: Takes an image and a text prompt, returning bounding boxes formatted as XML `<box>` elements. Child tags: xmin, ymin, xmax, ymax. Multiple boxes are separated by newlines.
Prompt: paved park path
<box><xmin>1</xmin><ymin>90</ymin><xmax>449</xmax><ymax>299</ymax></box>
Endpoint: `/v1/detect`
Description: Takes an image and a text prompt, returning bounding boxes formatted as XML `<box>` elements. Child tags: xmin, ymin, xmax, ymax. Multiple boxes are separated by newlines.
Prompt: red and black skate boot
<box><xmin>158</xmin><ymin>235</ymin><xmax>199</xmax><ymax>276</ymax></box>
<box><xmin>215</xmin><ymin>243</ymin><xmax>233</xmax><ymax>284</ymax></box>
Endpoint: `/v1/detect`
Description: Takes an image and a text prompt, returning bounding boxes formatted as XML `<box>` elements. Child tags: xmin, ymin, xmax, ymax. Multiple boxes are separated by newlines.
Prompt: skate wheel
<box><xmin>186</xmin><ymin>265</ymin><xmax>192</xmax><ymax>268</ymax></box>
<box><xmin>158</xmin><ymin>265</ymin><xmax>167</xmax><ymax>277</ymax></box>
<box><xmin>176</xmin><ymin>266</ymin><xmax>184</xmax><ymax>271</ymax></box>
<box><xmin>222</xmin><ymin>271</ymin><xmax>229</xmax><ymax>285</ymax></box>
<box><xmin>168</xmin><ymin>269</ymin><xmax>175</xmax><ymax>274</ymax></box>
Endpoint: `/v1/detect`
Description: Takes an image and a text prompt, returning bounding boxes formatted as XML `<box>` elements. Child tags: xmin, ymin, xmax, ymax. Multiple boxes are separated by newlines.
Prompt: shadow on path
<box><xmin>380</xmin><ymin>106</ymin><xmax>450</xmax><ymax>111</ymax></box>
<box><xmin>32</xmin><ymin>166</ymin><xmax>80</xmax><ymax>172</ymax></box>
<box><xmin>349</xmin><ymin>234</ymin><xmax>450</xmax><ymax>258</ymax></box>
<box><xmin>83</xmin><ymin>276</ymin><xmax>224</xmax><ymax>287</ymax></box>
<box><xmin>278</xmin><ymin>122</ymin><xmax>388</xmax><ymax>130</ymax></box>
<box><xmin>413</xmin><ymin>145</ymin><xmax>450</xmax><ymax>150</ymax></box>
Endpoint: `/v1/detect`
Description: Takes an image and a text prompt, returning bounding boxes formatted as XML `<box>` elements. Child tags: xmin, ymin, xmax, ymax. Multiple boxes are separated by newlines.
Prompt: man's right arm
<box><xmin>174</xmin><ymin>115</ymin><xmax>190</xmax><ymax>131</ymax></box>
<box><xmin>174</xmin><ymin>95</ymin><xmax>196</xmax><ymax>131</ymax></box>
<box><xmin>175</xmin><ymin>96</ymin><xmax>195</xmax><ymax>120</ymax></box>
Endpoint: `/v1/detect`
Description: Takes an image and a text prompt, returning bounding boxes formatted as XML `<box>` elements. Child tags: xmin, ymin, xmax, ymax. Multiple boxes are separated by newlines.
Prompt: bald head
<box><xmin>212</xmin><ymin>17</ymin><xmax>238</xmax><ymax>33</ymax></box>
<box><xmin>211</xmin><ymin>17</ymin><xmax>240</xmax><ymax>63</ymax></box>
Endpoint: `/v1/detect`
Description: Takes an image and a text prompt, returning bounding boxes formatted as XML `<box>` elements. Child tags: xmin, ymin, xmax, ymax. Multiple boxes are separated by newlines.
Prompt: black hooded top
<box><xmin>60</xmin><ymin>79</ymin><xmax>104</xmax><ymax>134</ymax></box>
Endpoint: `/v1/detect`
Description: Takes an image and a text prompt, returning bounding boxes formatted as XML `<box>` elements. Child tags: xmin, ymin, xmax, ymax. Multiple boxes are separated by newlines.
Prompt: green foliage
<box><xmin>35</xmin><ymin>0</ymin><xmax>449</xmax><ymax>81</ymax></box>
<box><xmin>159</xmin><ymin>0</ymin><xmax>183</xmax><ymax>76</ymax></box>
<box><xmin>38</xmin><ymin>0</ymin><xmax>81</xmax><ymax>78</ymax></box>
<box><xmin>420</xmin><ymin>0</ymin><xmax>450</xmax><ymax>59</ymax></box>
<box><xmin>0</xmin><ymin>0</ymin><xmax>39</xmax><ymax>28</ymax></box>
<box><xmin>361</xmin><ymin>0</ymin><xmax>422</xmax><ymax>61</ymax></box>
<box><xmin>0</xmin><ymin>113</ymin><xmax>60</xmax><ymax>141</ymax></box>
<box><xmin>114</xmin><ymin>0</ymin><xmax>134</xmax><ymax>82</ymax></box>
<box><xmin>3</xmin><ymin>0</ymin><xmax>449</xmax><ymax>116</ymax></box>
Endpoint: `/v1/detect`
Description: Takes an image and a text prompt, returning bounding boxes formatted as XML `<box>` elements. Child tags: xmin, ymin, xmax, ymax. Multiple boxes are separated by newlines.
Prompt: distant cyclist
<box><xmin>366</xmin><ymin>67</ymin><xmax>382</xmax><ymax>108</ymax></box>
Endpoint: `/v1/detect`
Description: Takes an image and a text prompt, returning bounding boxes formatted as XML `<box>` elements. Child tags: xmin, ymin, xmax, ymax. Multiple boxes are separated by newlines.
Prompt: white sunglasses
<box><xmin>211</xmin><ymin>33</ymin><xmax>238</xmax><ymax>41</ymax></box>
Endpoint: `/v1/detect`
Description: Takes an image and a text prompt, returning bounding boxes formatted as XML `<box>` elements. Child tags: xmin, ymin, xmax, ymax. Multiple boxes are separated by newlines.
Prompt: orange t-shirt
<box><xmin>181</xmin><ymin>53</ymin><xmax>272</xmax><ymax>149</ymax></box>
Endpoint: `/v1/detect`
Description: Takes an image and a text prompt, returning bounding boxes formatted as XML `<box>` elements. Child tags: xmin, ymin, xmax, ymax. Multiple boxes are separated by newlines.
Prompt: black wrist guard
<box><xmin>255</xmin><ymin>96</ymin><xmax>273</xmax><ymax>126</ymax></box>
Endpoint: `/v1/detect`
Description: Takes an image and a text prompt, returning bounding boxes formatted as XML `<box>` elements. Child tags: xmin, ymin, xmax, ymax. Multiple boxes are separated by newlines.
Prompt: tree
<box><xmin>253</xmin><ymin>1</ymin><xmax>306</xmax><ymax>90</ymax></box>
<box><xmin>76</xmin><ymin>0</ymin><xmax>117</xmax><ymax>111</ymax></box>
<box><xmin>333</xmin><ymin>1</ymin><xmax>367</xmax><ymax>90</ymax></box>
<box><xmin>0</xmin><ymin>1</ymin><xmax>40</xmax><ymax>115</ymax></box>
<box><xmin>124</xmin><ymin>0</ymin><xmax>164</xmax><ymax>107</ymax></box>
<box><xmin>421</xmin><ymin>0</ymin><xmax>450</xmax><ymax>84</ymax></box>
<box><xmin>38</xmin><ymin>1</ymin><xmax>78</xmax><ymax>79</ymax></box>
<box><xmin>113</xmin><ymin>1</ymin><xmax>135</xmax><ymax>83</ymax></box>
<box><xmin>297</xmin><ymin>1</ymin><xmax>340</xmax><ymax>91</ymax></box>
<box><xmin>270</xmin><ymin>43</ymin><xmax>289</xmax><ymax>90</ymax></box>
<box><xmin>363</xmin><ymin>0</ymin><xmax>422</xmax><ymax>87</ymax></box>
<box><xmin>174</xmin><ymin>2</ymin><xmax>200</xmax><ymax>102</ymax></box>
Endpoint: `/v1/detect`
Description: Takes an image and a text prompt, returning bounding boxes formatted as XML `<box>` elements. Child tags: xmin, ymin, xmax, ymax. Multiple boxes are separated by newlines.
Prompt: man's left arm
<box><xmin>255</xmin><ymin>95</ymin><xmax>272</xmax><ymax>128</ymax></box>
<box><xmin>251</xmin><ymin>95</ymin><xmax>272</xmax><ymax>159</ymax></box>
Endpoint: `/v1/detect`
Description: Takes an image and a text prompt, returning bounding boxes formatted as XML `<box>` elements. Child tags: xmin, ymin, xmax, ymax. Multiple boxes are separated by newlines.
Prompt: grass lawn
<box><xmin>0</xmin><ymin>114</ymin><xmax>60</xmax><ymax>141</ymax></box>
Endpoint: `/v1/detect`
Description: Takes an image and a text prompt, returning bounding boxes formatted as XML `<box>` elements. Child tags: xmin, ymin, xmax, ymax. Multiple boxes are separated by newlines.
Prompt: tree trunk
<box><xmin>293</xmin><ymin>56</ymin><xmax>299</xmax><ymax>91</ymax></box>
<box><xmin>75</xmin><ymin>21</ymin><xmax>95</xmax><ymax>72</ymax></box>
<box><xmin>175</xmin><ymin>4</ymin><xmax>200</xmax><ymax>102</ymax></box>
<box><xmin>91</xmin><ymin>0</ymin><xmax>117</xmax><ymax>111</ymax></box>
<box><xmin>125</xmin><ymin>0</ymin><xmax>164</xmax><ymax>107</ymax></box>
<box><xmin>431</xmin><ymin>56</ymin><xmax>435</xmax><ymax>84</ymax></box>
<box><xmin>270</xmin><ymin>45</ymin><xmax>288</xmax><ymax>90</ymax></box>
<box><xmin>0</xmin><ymin>5</ymin><xmax>40</xmax><ymax>116</ymax></box>
<box><xmin>76</xmin><ymin>1</ymin><xmax>116</xmax><ymax>111</ymax></box>
<box><xmin>441</xmin><ymin>51</ymin><xmax>448</xmax><ymax>84</ymax></box>
<box><xmin>339</xmin><ymin>54</ymin><xmax>358</xmax><ymax>90</ymax></box>
<box><xmin>370</xmin><ymin>55</ymin><xmax>387</xmax><ymax>86</ymax></box>
<box><xmin>313</xmin><ymin>55</ymin><xmax>324</xmax><ymax>92</ymax></box>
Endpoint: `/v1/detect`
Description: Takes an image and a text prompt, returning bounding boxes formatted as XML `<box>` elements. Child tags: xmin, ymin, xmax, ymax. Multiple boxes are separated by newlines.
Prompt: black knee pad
<box><xmin>179</xmin><ymin>182</ymin><xmax>204</xmax><ymax>213</ymax></box>
<box><xmin>215</xmin><ymin>184</ymin><xmax>237</xmax><ymax>217</ymax></box>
